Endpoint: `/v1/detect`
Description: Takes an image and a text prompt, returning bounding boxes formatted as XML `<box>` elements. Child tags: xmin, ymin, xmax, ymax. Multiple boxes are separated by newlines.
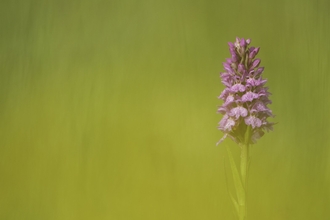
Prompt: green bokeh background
<box><xmin>1</xmin><ymin>0</ymin><xmax>329</xmax><ymax>219</ymax></box>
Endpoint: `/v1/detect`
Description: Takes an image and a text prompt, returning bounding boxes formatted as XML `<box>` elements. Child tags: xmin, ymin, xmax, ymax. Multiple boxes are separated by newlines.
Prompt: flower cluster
<box><xmin>217</xmin><ymin>37</ymin><xmax>274</xmax><ymax>145</ymax></box>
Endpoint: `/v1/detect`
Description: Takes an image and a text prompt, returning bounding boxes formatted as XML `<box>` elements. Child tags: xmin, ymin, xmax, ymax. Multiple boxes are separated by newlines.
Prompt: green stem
<box><xmin>240</xmin><ymin>143</ymin><xmax>248</xmax><ymax>188</ymax></box>
<box><xmin>239</xmin><ymin>126</ymin><xmax>251</xmax><ymax>220</ymax></box>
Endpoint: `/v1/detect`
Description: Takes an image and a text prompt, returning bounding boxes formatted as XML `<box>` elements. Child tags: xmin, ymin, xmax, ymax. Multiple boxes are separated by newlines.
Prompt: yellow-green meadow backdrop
<box><xmin>1</xmin><ymin>0</ymin><xmax>329</xmax><ymax>219</ymax></box>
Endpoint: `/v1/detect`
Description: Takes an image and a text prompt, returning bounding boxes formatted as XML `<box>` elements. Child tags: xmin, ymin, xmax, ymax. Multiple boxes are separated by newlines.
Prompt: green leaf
<box><xmin>224</xmin><ymin>156</ymin><xmax>239</xmax><ymax>217</ymax></box>
<box><xmin>226</xmin><ymin>145</ymin><xmax>245</xmax><ymax>206</ymax></box>
<box><xmin>229</xmin><ymin>191</ymin><xmax>239</xmax><ymax>216</ymax></box>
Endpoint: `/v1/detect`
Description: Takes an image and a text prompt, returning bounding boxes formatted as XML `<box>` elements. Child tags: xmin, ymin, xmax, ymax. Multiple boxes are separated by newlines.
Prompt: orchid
<box><xmin>217</xmin><ymin>37</ymin><xmax>274</xmax><ymax>145</ymax></box>
<box><xmin>217</xmin><ymin>38</ymin><xmax>275</xmax><ymax>220</ymax></box>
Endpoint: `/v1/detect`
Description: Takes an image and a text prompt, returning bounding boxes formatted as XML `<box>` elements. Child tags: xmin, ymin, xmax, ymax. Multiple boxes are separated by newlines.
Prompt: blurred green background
<box><xmin>0</xmin><ymin>0</ymin><xmax>329</xmax><ymax>219</ymax></box>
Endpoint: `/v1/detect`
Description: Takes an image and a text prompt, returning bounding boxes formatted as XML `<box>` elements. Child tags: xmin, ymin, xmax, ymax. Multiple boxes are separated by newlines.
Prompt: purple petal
<box><xmin>261</xmin><ymin>109</ymin><xmax>273</xmax><ymax>117</ymax></box>
<box><xmin>224</xmin><ymin>118</ymin><xmax>236</xmax><ymax>131</ymax></box>
<box><xmin>228</xmin><ymin>42</ymin><xmax>235</xmax><ymax>50</ymax></box>
<box><xmin>245</xmin><ymin>115</ymin><xmax>262</xmax><ymax>128</ymax></box>
<box><xmin>220</xmin><ymin>72</ymin><xmax>233</xmax><ymax>83</ymax></box>
<box><xmin>219</xmin><ymin>115</ymin><xmax>236</xmax><ymax>131</ymax></box>
<box><xmin>250</xmin><ymin>59</ymin><xmax>261</xmax><ymax>69</ymax></box>
<box><xmin>219</xmin><ymin>115</ymin><xmax>228</xmax><ymax>128</ymax></box>
<box><xmin>229</xmin><ymin>106</ymin><xmax>248</xmax><ymax>119</ymax></box>
<box><xmin>224</xmin><ymin>94</ymin><xmax>235</xmax><ymax>105</ymax></box>
<box><xmin>259</xmin><ymin>96</ymin><xmax>272</xmax><ymax>105</ymax></box>
<box><xmin>254</xmin><ymin>67</ymin><xmax>264</xmax><ymax>77</ymax></box>
<box><xmin>259</xmin><ymin>78</ymin><xmax>267</xmax><ymax>86</ymax></box>
<box><xmin>217</xmin><ymin>105</ymin><xmax>229</xmax><ymax>114</ymax></box>
<box><xmin>220</xmin><ymin>71</ymin><xmax>230</xmax><ymax>77</ymax></box>
<box><xmin>255</xmin><ymin>86</ymin><xmax>269</xmax><ymax>93</ymax></box>
<box><xmin>229</xmin><ymin>48</ymin><xmax>236</xmax><ymax>56</ymax></box>
<box><xmin>220</xmin><ymin>72</ymin><xmax>230</xmax><ymax>84</ymax></box>
<box><xmin>230</xmin><ymin>83</ymin><xmax>246</xmax><ymax>93</ymax></box>
<box><xmin>226</xmin><ymin>58</ymin><xmax>233</xmax><ymax>64</ymax></box>
<box><xmin>250</xmin><ymin>101</ymin><xmax>273</xmax><ymax>116</ymax></box>
<box><xmin>257</xmin><ymin>89</ymin><xmax>270</xmax><ymax>98</ymax></box>
<box><xmin>221</xmin><ymin>80</ymin><xmax>233</xmax><ymax>87</ymax></box>
<box><xmin>246</xmin><ymin>78</ymin><xmax>267</xmax><ymax>87</ymax></box>
<box><xmin>240</xmin><ymin>38</ymin><xmax>246</xmax><ymax>48</ymax></box>
<box><xmin>223</xmin><ymin>62</ymin><xmax>233</xmax><ymax>73</ymax></box>
<box><xmin>231</xmin><ymin>54</ymin><xmax>238</xmax><ymax>62</ymax></box>
<box><xmin>219</xmin><ymin>88</ymin><xmax>230</xmax><ymax>100</ymax></box>
<box><xmin>242</xmin><ymin>91</ymin><xmax>259</xmax><ymax>102</ymax></box>
<box><xmin>246</xmin><ymin>78</ymin><xmax>257</xmax><ymax>87</ymax></box>
<box><xmin>238</xmin><ymin>64</ymin><xmax>245</xmax><ymax>74</ymax></box>
<box><xmin>252</xmin><ymin>101</ymin><xmax>268</xmax><ymax>112</ymax></box>
<box><xmin>248</xmin><ymin>69</ymin><xmax>255</xmax><ymax>76</ymax></box>
<box><xmin>249</xmin><ymin>47</ymin><xmax>260</xmax><ymax>59</ymax></box>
